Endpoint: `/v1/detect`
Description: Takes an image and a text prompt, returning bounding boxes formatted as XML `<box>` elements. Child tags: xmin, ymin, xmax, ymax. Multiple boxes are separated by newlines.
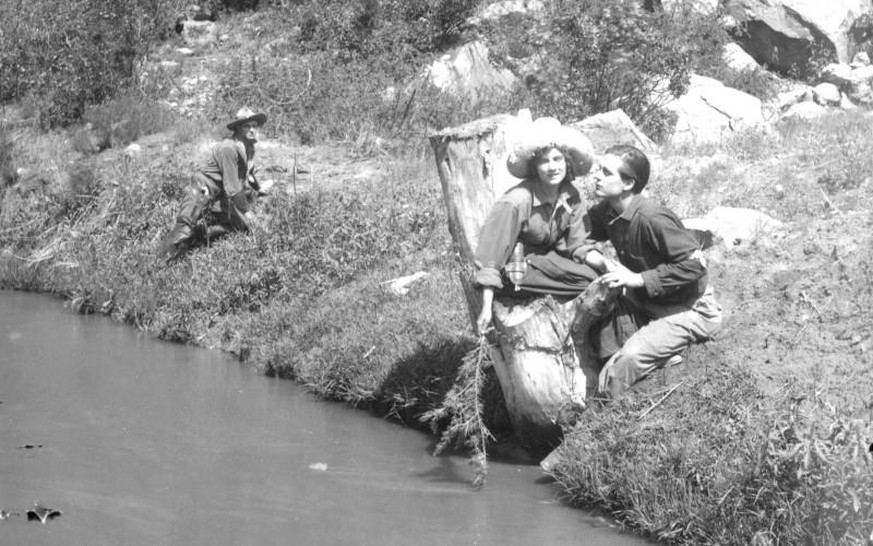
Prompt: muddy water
<box><xmin>0</xmin><ymin>291</ymin><xmax>649</xmax><ymax>546</ymax></box>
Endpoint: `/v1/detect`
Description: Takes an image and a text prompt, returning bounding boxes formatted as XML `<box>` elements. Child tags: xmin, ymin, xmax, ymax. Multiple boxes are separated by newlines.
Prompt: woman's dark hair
<box><xmin>531</xmin><ymin>145</ymin><xmax>575</xmax><ymax>183</ymax></box>
<box><xmin>604</xmin><ymin>144</ymin><xmax>650</xmax><ymax>193</ymax></box>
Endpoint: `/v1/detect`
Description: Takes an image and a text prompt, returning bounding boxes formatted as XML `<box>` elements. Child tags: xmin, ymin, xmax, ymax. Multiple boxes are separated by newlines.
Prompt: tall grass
<box><xmin>0</xmin><ymin>127</ymin><xmax>477</xmax><ymax>428</ymax></box>
<box><xmin>547</xmin><ymin>365</ymin><xmax>873</xmax><ymax>545</ymax></box>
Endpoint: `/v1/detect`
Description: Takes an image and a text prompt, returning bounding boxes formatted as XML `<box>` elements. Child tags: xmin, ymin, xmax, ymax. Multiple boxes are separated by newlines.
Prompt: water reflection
<box><xmin>0</xmin><ymin>291</ymin><xmax>648</xmax><ymax>545</ymax></box>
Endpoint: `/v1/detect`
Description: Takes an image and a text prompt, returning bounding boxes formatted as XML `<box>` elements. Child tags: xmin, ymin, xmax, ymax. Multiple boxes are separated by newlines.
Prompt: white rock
<box><xmin>665</xmin><ymin>74</ymin><xmax>769</xmax><ymax>146</ymax></box>
<box><xmin>699</xmin><ymin>206</ymin><xmax>784</xmax><ymax>247</ymax></box>
<box><xmin>776</xmin><ymin>86</ymin><xmax>813</xmax><ymax>110</ymax></box>
<box><xmin>723</xmin><ymin>42</ymin><xmax>760</xmax><ymax>72</ymax></box>
<box><xmin>420</xmin><ymin>41</ymin><xmax>517</xmax><ymax>103</ymax></box>
<box><xmin>571</xmin><ymin>109</ymin><xmax>657</xmax><ymax>154</ymax></box>
<box><xmin>852</xmin><ymin>51</ymin><xmax>870</xmax><ymax>66</ymax></box>
<box><xmin>724</xmin><ymin>0</ymin><xmax>870</xmax><ymax>72</ymax></box>
<box><xmin>813</xmin><ymin>82</ymin><xmax>842</xmax><ymax>106</ymax></box>
<box><xmin>123</xmin><ymin>143</ymin><xmax>142</xmax><ymax>157</ymax></box>
<box><xmin>175</xmin><ymin>47</ymin><xmax>195</xmax><ymax>56</ymax></box>
<box><xmin>380</xmin><ymin>272</ymin><xmax>429</xmax><ymax>296</ymax></box>
<box><xmin>782</xmin><ymin>101</ymin><xmax>828</xmax><ymax>120</ymax></box>
<box><xmin>850</xmin><ymin>64</ymin><xmax>873</xmax><ymax>84</ymax></box>
<box><xmin>840</xmin><ymin>91</ymin><xmax>858</xmax><ymax>110</ymax></box>
<box><xmin>820</xmin><ymin>63</ymin><xmax>852</xmax><ymax>87</ymax></box>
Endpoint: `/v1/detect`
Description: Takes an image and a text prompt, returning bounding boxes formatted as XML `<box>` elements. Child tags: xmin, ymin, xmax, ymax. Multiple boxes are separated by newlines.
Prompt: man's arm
<box><xmin>571</xmin><ymin>202</ymin><xmax>611</xmax><ymax>267</ymax></box>
<box><xmin>215</xmin><ymin>142</ymin><xmax>251</xmax><ymax>214</ymax></box>
<box><xmin>637</xmin><ymin>210</ymin><xmax>706</xmax><ymax>299</ymax></box>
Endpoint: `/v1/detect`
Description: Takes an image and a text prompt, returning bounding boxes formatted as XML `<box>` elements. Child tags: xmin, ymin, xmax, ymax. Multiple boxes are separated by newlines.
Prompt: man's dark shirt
<box><xmin>586</xmin><ymin>194</ymin><xmax>707</xmax><ymax>307</ymax></box>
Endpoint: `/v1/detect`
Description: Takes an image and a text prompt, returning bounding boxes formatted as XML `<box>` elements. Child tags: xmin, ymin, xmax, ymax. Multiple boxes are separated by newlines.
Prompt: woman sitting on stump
<box><xmin>474</xmin><ymin>118</ymin><xmax>599</xmax><ymax>335</ymax></box>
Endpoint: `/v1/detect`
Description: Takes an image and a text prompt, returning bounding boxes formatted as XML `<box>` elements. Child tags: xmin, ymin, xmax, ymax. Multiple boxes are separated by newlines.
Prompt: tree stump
<box><xmin>430</xmin><ymin>112</ymin><xmax>618</xmax><ymax>453</ymax></box>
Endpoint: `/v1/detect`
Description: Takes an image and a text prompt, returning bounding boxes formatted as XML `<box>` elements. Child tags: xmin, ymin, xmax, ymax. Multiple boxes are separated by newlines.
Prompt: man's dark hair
<box><xmin>605</xmin><ymin>144</ymin><xmax>650</xmax><ymax>194</ymax></box>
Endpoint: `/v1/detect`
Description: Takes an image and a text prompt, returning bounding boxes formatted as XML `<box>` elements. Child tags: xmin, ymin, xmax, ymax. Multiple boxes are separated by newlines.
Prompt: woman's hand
<box><xmin>476</xmin><ymin>306</ymin><xmax>493</xmax><ymax>336</ymax></box>
<box><xmin>476</xmin><ymin>288</ymin><xmax>495</xmax><ymax>336</ymax></box>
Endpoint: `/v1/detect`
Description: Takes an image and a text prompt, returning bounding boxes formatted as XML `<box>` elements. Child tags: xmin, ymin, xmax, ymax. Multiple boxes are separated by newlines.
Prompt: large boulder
<box><xmin>723</xmin><ymin>42</ymin><xmax>762</xmax><ymax>72</ymax></box>
<box><xmin>683</xmin><ymin>206</ymin><xmax>784</xmax><ymax>248</ymax></box>
<box><xmin>570</xmin><ymin>109</ymin><xmax>658</xmax><ymax>154</ymax></box>
<box><xmin>664</xmin><ymin>74</ymin><xmax>769</xmax><ymax>146</ymax></box>
<box><xmin>782</xmin><ymin>100</ymin><xmax>829</xmax><ymax>119</ymax></box>
<box><xmin>421</xmin><ymin>40</ymin><xmax>518</xmax><ymax>103</ymax></box>
<box><xmin>724</xmin><ymin>0</ymin><xmax>872</xmax><ymax>77</ymax></box>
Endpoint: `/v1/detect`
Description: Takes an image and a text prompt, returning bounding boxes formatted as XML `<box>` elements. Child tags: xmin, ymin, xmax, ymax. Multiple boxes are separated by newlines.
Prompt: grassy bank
<box><xmin>545</xmin><ymin>114</ymin><xmax>873</xmax><ymax>544</ymax></box>
<box><xmin>2</xmin><ymin>109</ymin><xmax>872</xmax><ymax>544</ymax></box>
<box><xmin>0</xmin><ymin>122</ymin><xmax>484</xmax><ymax>428</ymax></box>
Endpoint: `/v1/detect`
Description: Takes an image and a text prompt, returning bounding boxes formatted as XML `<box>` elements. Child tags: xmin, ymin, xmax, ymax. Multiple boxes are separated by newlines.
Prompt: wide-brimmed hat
<box><xmin>506</xmin><ymin>117</ymin><xmax>594</xmax><ymax>179</ymax></box>
<box><xmin>227</xmin><ymin>107</ymin><xmax>267</xmax><ymax>131</ymax></box>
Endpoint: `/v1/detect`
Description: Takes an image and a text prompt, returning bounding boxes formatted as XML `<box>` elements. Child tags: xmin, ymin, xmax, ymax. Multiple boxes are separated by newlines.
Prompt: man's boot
<box><xmin>158</xmin><ymin>224</ymin><xmax>194</xmax><ymax>263</ymax></box>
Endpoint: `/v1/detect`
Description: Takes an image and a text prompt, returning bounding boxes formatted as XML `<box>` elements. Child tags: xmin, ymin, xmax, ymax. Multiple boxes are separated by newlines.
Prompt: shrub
<box><xmin>213</xmin><ymin>45</ymin><xmax>526</xmax><ymax>146</ymax></box>
<box><xmin>82</xmin><ymin>94</ymin><xmax>177</xmax><ymax>149</ymax></box>
<box><xmin>292</xmin><ymin>0</ymin><xmax>478</xmax><ymax>58</ymax></box>
<box><xmin>493</xmin><ymin>0</ymin><xmax>690</xmax><ymax>129</ymax></box>
<box><xmin>0</xmin><ymin>0</ymin><xmax>184</xmax><ymax>127</ymax></box>
<box><xmin>487</xmin><ymin>0</ymin><xmax>731</xmax><ymax>137</ymax></box>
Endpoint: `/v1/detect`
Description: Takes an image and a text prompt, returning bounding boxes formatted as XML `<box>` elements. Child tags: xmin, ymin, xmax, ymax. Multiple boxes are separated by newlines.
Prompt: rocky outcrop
<box><xmin>664</xmin><ymin>75</ymin><xmax>769</xmax><ymax>145</ymax></box>
<box><xmin>683</xmin><ymin>206</ymin><xmax>784</xmax><ymax>248</ymax></box>
<box><xmin>724</xmin><ymin>0</ymin><xmax>872</xmax><ymax>77</ymax></box>
<box><xmin>421</xmin><ymin>40</ymin><xmax>518</xmax><ymax>103</ymax></box>
<box><xmin>819</xmin><ymin>54</ymin><xmax>873</xmax><ymax>106</ymax></box>
<box><xmin>723</xmin><ymin>42</ymin><xmax>761</xmax><ymax>72</ymax></box>
<box><xmin>570</xmin><ymin>109</ymin><xmax>657</xmax><ymax>154</ymax></box>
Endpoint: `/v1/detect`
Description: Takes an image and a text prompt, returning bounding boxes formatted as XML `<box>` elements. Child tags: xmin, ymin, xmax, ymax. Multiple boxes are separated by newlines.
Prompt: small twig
<box><xmin>638</xmin><ymin>381</ymin><xmax>683</xmax><ymax>419</ymax></box>
<box><xmin>819</xmin><ymin>187</ymin><xmax>842</xmax><ymax>215</ymax></box>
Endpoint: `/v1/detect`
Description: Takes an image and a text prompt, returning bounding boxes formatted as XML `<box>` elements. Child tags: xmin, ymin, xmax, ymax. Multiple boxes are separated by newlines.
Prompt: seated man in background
<box><xmin>158</xmin><ymin>107</ymin><xmax>266</xmax><ymax>263</ymax></box>
<box><xmin>581</xmin><ymin>145</ymin><xmax>723</xmax><ymax>399</ymax></box>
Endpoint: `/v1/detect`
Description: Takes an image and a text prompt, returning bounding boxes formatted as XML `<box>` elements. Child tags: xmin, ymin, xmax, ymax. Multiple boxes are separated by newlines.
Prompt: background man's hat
<box><xmin>227</xmin><ymin>107</ymin><xmax>267</xmax><ymax>131</ymax></box>
<box><xmin>506</xmin><ymin>117</ymin><xmax>594</xmax><ymax>179</ymax></box>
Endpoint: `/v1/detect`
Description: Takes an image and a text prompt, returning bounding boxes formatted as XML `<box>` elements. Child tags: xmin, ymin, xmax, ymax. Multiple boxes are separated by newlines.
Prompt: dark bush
<box><xmin>0</xmin><ymin>0</ymin><xmax>183</xmax><ymax>128</ymax></box>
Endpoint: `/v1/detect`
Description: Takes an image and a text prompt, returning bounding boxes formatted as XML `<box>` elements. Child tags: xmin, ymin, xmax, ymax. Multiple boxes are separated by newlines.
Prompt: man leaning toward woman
<box><xmin>470</xmin><ymin>116</ymin><xmax>722</xmax><ymax>400</ymax></box>
<box><xmin>580</xmin><ymin>145</ymin><xmax>723</xmax><ymax>399</ymax></box>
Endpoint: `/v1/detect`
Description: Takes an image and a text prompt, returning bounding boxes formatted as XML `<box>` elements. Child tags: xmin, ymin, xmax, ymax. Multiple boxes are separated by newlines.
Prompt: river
<box><xmin>0</xmin><ymin>290</ymin><xmax>649</xmax><ymax>545</ymax></box>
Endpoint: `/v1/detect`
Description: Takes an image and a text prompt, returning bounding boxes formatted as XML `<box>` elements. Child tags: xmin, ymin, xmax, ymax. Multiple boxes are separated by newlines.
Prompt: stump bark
<box><xmin>430</xmin><ymin>113</ymin><xmax>617</xmax><ymax>452</ymax></box>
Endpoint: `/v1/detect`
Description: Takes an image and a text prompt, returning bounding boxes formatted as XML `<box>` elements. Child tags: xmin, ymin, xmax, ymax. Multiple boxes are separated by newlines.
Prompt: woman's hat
<box><xmin>227</xmin><ymin>107</ymin><xmax>267</xmax><ymax>131</ymax></box>
<box><xmin>506</xmin><ymin>117</ymin><xmax>594</xmax><ymax>179</ymax></box>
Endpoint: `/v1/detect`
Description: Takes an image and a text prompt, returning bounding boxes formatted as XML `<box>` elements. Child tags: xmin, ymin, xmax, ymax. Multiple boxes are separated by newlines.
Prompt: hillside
<box><xmin>2</xmin><ymin>1</ymin><xmax>873</xmax><ymax>544</ymax></box>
